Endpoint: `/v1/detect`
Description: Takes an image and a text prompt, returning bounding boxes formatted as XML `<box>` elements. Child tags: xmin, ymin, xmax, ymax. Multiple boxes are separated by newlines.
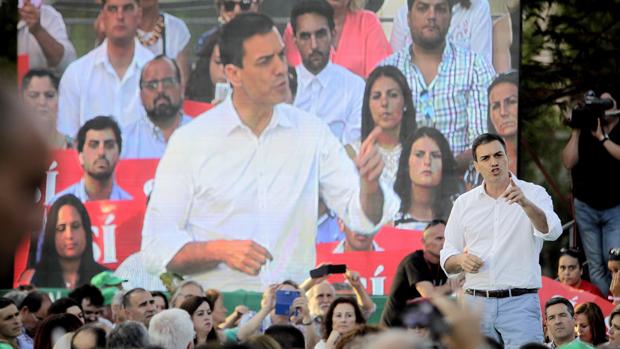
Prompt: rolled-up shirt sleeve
<box><xmin>318</xmin><ymin>123</ymin><xmax>399</xmax><ymax>235</ymax></box>
<box><xmin>440</xmin><ymin>197</ymin><xmax>465</xmax><ymax>276</ymax></box>
<box><xmin>530</xmin><ymin>185</ymin><xmax>563</xmax><ymax>241</ymax></box>
<box><xmin>140</xmin><ymin>130</ymin><xmax>195</xmax><ymax>275</ymax></box>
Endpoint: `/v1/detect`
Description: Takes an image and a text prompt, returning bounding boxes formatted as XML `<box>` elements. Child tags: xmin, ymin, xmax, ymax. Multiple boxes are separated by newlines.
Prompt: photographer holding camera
<box><xmin>562</xmin><ymin>91</ymin><xmax>620</xmax><ymax>297</ymax></box>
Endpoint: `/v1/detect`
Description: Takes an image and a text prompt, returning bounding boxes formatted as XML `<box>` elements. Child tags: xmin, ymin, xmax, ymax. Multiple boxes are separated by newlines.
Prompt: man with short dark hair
<box><xmin>141</xmin><ymin>13</ymin><xmax>398</xmax><ymax>291</ymax></box>
<box><xmin>54</xmin><ymin>116</ymin><xmax>132</xmax><ymax>202</ymax></box>
<box><xmin>265</xmin><ymin>324</ymin><xmax>305</xmax><ymax>349</ymax></box>
<box><xmin>290</xmin><ymin>0</ymin><xmax>364</xmax><ymax>145</ymax></box>
<box><xmin>544</xmin><ymin>297</ymin><xmax>579</xmax><ymax>349</ymax></box>
<box><xmin>123</xmin><ymin>288</ymin><xmax>156</xmax><ymax>327</ymax></box>
<box><xmin>381</xmin><ymin>220</ymin><xmax>461</xmax><ymax>326</ymax></box>
<box><xmin>380</xmin><ymin>0</ymin><xmax>494</xmax><ymax>170</ymax></box>
<box><xmin>557</xmin><ymin>248</ymin><xmax>603</xmax><ymax>297</ymax></box>
<box><xmin>122</xmin><ymin>55</ymin><xmax>192</xmax><ymax>159</ymax></box>
<box><xmin>69</xmin><ymin>284</ymin><xmax>108</xmax><ymax>325</ymax></box>
<box><xmin>0</xmin><ymin>298</ymin><xmax>23</xmax><ymax>349</ymax></box>
<box><xmin>58</xmin><ymin>0</ymin><xmax>154</xmax><ymax>138</ymax></box>
<box><xmin>18</xmin><ymin>291</ymin><xmax>51</xmax><ymax>345</ymax></box>
<box><xmin>332</xmin><ymin>218</ymin><xmax>382</xmax><ymax>253</ymax></box>
<box><xmin>441</xmin><ymin>133</ymin><xmax>562</xmax><ymax>348</ymax></box>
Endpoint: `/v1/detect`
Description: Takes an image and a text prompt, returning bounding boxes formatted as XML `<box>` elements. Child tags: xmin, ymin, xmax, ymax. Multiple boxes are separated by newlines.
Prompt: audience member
<box><xmin>170</xmin><ymin>281</ymin><xmax>205</xmax><ymax>308</ymax></box>
<box><xmin>393</xmin><ymin>127</ymin><xmax>459</xmax><ymax>230</ymax></box>
<box><xmin>609</xmin><ymin>248</ymin><xmax>620</xmax><ymax>305</ymax></box>
<box><xmin>122</xmin><ymin>288</ymin><xmax>156</xmax><ymax>328</ymax></box>
<box><xmin>149</xmin><ymin>308</ymin><xmax>195</xmax><ymax>349</ymax></box>
<box><xmin>607</xmin><ymin>306</ymin><xmax>620</xmax><ymax>347</ymax></box>
<box><xmin>186</xmin><ymin>29</ymin><xmax>226</xmax><ymax>104</ymax></box>
<box><xmin>54</xmin><ymin>117</ymin><xmax>132</xmax><ymax>202</ymax></box>
<box><xmin>331</xmin><ymin>219</ymin><xmax>381</xmax><ymax>253</ymax></box>
<box><xmin>348</xmin><ymin>65</ymin><xmax>417</xmax><ymax>190</ymax></box>
<box><xmin>561</xmin><ymin>91</ymin><xmax>620</xmax><ymax>296</ymax></box>
<box><xmin>151</xmin><ymin>291</ymin><xmax>169</xmax><ymax>313</ymax></box>
<box><xmin>441</xmin><ymin>133</ymin><xmax>562</xmax><ymax>348</ymax></box>
<box><xmin>48</xmin><ymin>297</ymin><xmax>85</xmax><ymax>323</ymax></box>
<box><xmin>284</xmin><ymin>0</ymin><xmax>392</xmax><ymax>78</ymax></box>
<box><xmin>18</xmin><ymin>291</ymin><xmax>51</xmax><ymax>343</ymax></box>
<box><xmin>33</xmin><ymin>313</ymin><xmax>82</xmax><ymax>349</ymax></box>
<box><xmin>360</xmin><ymin>329</ymin><xmax>431</xmax><ymax>349</ymax></box>
<box><xmin>179</xmin><ymin>296</ymin><xmax>220</xmax><ymax>345</ymax></box>
<box><xmin>290</xmin><ymin>0</ymin><xmax>365</xmax><ymax>145</ymax></box>
<box><xmin>265</xmin><ymin>325</ymin><xmax>305</xmax><ymax>349</ymax></box>
<box><xmin>317</xmin><ymin>297</ymin><xmax>366</xmax><ymax>349</ymax></box>
<box><xmin>58</xmin><ymin>0</ymin><xmax>154</xmax><ymax>138</ymax></box>
<box><xmin>70</xmin><ymin>324</ymin><xmax>107</xmax><ymax>349</ymax></box>
<box><xmin>106</xmin><ymin>320</ymin><xmax>151</xmax><ymax>348</ymax></box>
<box><xmin>28</xmin><ymin>195</ymin><xmax>109</xmax><ymax>288</ymax></box>
<box><xmin>69</xmin><ymin>284</ymin><xmax>111</xmax><ymax>326</ymax></box>
<box><xmin>21</xmin><ymin>69</ymin><xmax>73</xmax><ymax>150</ymax></box>
<box><xmin>381</xmin><ymin>0</ymin><xmax>494</xmax><ymax>170</ymax></box>
<box><xmin>18</xmin><ymin>0</ymin><xmax>77</xmax><ymax>71</ymax></box>
<box><xmin>1</xmin><ymin>291</ymin><xmax>28</xmax><ymax>311</ymax></box>
<box><xmin>556</xmin><ymin>248</ymin><xmax>603</xmax><ymax>297</ymax></box>
<box><xmin>122</xmin><ymin>55</ymin><xmax>192</xmax><ymax>159</ymax></box>
<box><xmin>205</xmin><ymin>289</ymin><xmax>249</xmax><ymax>329</ymax></box>
<box><xmin>332</xmin><ymin>325</ymin><xmax>381</xmax><ymax>349</ymax></box>
<box><xmin>0</xmin><ymin>298</ymin><xmax>22</xmax><ymax>349</ymax></box>
<box><xmin>141</xmin><ymin>12</ymin><xmax>398</xmax><ymax>291</ymax></box>
<box><xmin>390</xmin><ymin>0</ymin><xmax>492</xmax><ymax>66</ymax></box>
<box><xmin>137</xmin><ymin>0</ymin><xmax>190</xmax><ymax>84</ymax></box>
<box><xmin>574</xmin><ymin>302</ymin><xmax>607</xmax><ymax>346</ymax></box>
<box><xmin>195</xmin><ymin>0</ymin><xmax>262</xmax><ymax>54</ymax></box>
<box><xmin>381</xmin><ymin>220</ymin><xmax>462</xmax><ymax>326</ymax></box>
<box><xmin>110</xmin><ymin>290</ymin><xmax>127</xmax><ymax>325</ymax></box>
<box><xmin>488</xmin><ymin>70</ymin><xmax>518</xmax><ymax>174</ymax></box>
<box><xmin>247</xmin><ymin>335</ymin><xmax>283</xmax><ymax>349</ymax></box>
<box><xmin>544</xmin><ymin>297</ymin><xmax>579</xmax><ymax>348</ymax></box>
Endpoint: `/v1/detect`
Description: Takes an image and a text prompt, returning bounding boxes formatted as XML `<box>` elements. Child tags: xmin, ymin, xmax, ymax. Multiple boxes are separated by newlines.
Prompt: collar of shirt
<box><xmin>93</xmin><ymin>38</ymin><xmax>153</xmax><ymax>77</ymax></box>
<box><xmin>297</xmin><ymin>61</ymin><xmax>334</xmax><ymax>90</ymax></box>
<box><xmin>474</xmin><ymin>172</ymin><xmax>520</xmax><ymax>200</ymax></box>
<box><xmin>218</xmin><ymin>95</ymin><xmax>294</xmax><ymax>136</ymax></box>
<box><xmin>407</xmin><ymin>41</ymin><xmax>456</xmax><ymax>89</ymax></box>
<box><xmin>141</xmin><ymin>112</ymin><xmax>191</xmax><ymax>142</ymax></box>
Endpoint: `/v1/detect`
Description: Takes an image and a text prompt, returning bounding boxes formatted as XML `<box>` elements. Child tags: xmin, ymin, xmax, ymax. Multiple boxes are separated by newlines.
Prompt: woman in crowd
<box><xmin>186</xmin><ymin>30</ymin><xmax>227</xmax><ymax>104</ymax></box>
<box><xmin>21</xmin><ymin>69</ymin><xmax>73</xmax><ymax>149</ymax></box>
<box><xmin>393</xmin><ymin>127</ymin><xmax>460</xmax><ymax>230</ymax></box>
<box><xmin>316</xmin><ymin>297</ymin><xmax>366</xmax><ymax>349</ymax></box>
<box><xmin>487</xmin><ymin>71</ymin><xmax>518</xmax><ymax>174</ymax></box>
<box><xmin>206</xmin><ymin>288</ymin><xmax>249</xmax><ymax>329</ymax></box>
<box><xmin>48</xmin><ymin>297</ymin><xmax>85</xmax><ymax>323</ymax></box>
<box><xmin>29</xmin><ymin>194</ymin><xmax>110</xmax><ymax>288</ymax></box>
<box><xmin>574</xmin><ymin>302</ymin><xmax>607</xmax><ymax>346</ymax></box>
<box><xmin>347</xmin><ymin>65</ymin><xmax>416</xmax><ymax>190</ymax></box>
<box><xmin>151</xmin><ymin>291</ymin><xmax>169</xmax><ymax>313</ymax></box>
<box><xmin>284</xmin><ymin>0</ymin><xmax>392</xmax><ymax>78</ymax></box>
<box><xmin>33</xmin><ymin>313</ymin><xmax>83</xmax><ymax>349</ymax></box>
<box><xmin>179</xmin><ymin>296</ymin><xmax>220</xmax><ymax>346</ymax></box>
<box><xmin>609</xmin><ymin>306</ymin><xmax>620</xmax><ymax>347</ymax></box>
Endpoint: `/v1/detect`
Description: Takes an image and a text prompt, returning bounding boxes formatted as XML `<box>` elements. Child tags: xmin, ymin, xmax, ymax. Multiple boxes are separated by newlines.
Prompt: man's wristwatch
<box><xmin>601</xmin><ymin>135</ymin><xmax>610</xmax><ymax>144</ymax></box>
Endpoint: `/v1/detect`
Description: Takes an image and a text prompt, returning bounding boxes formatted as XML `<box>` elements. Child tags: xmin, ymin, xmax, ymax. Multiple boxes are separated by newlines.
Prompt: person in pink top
<box><xmin>283</xmin><ymin>0</ymin><xmax>392</xmax><ymax>78</ymax></box>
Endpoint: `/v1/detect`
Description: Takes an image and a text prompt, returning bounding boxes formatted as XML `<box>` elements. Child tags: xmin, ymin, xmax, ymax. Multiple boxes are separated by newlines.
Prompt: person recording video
<box><xmin>562</xmin><ymin>90</ymin><xmax>620</xmax><ymax>297</ymax></box>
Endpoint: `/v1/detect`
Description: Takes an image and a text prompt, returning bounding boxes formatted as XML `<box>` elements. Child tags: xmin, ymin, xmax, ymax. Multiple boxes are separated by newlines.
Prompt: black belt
<box><xmin>465</xmin><ymin>288</ymin><xmax>538</xmax><ymax>298</ymax></box>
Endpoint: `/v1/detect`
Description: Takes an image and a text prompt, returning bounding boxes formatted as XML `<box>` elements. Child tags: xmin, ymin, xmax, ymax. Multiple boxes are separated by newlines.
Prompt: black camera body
<box><xmin>569</xmin><ymin>91</ymin><xmax>615</xmax><ymax>130</ymax></box>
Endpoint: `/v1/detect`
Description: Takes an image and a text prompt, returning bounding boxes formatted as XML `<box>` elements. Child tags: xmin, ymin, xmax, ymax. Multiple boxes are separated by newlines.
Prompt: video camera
<box><xmin>569</xmin><ymin>91</ymin><xmax>616</xmax><ymax>130</ymax></box>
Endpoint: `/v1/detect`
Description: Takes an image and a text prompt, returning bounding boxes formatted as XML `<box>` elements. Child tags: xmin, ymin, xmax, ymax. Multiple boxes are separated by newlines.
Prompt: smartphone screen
<box><xmin>274</xmin><ymin>290</ymin><xmax>300</xmax><ymax>316</ymax></box>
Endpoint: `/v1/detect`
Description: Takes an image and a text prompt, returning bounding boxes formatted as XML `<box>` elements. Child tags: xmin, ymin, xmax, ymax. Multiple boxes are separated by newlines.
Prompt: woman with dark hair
<box><xmin>347</xmin><ymin>65</ymin><xmax>416</xmax><ymax>190</ymax></box>
<box><xmin>206</xmin><ymin>288</ymin><xmax>248</xmax><ymax>329</ymax></box>
<box><xmin>316</xmin><ymin>297</ymin><xmax>366</xmax><ymax>349</ymax></box>
<box><xmin>33</xmin><ymin>313</ymin><xmax>83</xmax><ymax>349</ymax></box>
<box><xmin>179</xmin><ymin>296</ymin><xmax>220</xmax><ymax>346</ymax></box>
<box><xmin>151</xmin><ymin>291</ymin><xmax>169</xmax><ymax>313</ymax></box>
<box><xmin>487</xmin><ymin>71</ymin><xmax>518</xmax><ymax>174</ymax></box>
<box><xmin>29</xmin><ymin>194</ymin><xmax>109</xmax><ymax>288</ymax></box>
<box><xmin>393</xmin><ymin>127</ymin><xmax>460</xmax><ymax>230</ymax></box>
<box><xmin>574</xmin><ymin>302</ymin><xmax>607</xmax><ymax>346</ymax></box>
<box><xmin>185</xmin><ymin>30</ymin><xmax>227</xmax><ymax>104</ymax></box>
<box><xmin>48</xmin><ymin>297</ymin><xmax>85</xmax><ymax>323</ymax></box>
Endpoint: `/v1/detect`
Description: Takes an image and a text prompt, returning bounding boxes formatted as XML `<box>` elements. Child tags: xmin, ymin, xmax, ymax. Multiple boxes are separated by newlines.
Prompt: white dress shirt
<box><xmin>294</xmin><ymin>62</ymin><xmax>365</xmax><ymax>144</ymax></box>
<box><xmin>121</xmin><ymin>113</ymin><xmax>192</xmax><ymax>159</ymax></box>
<box><xmin>17</xmin><ymin>4</ymin><xmax>77</xmax><ymax>72</ymax></box>
<box><xmin>141</xmin><ymin>96</ymin><xmax>400</xmax><ymax>291</ymax></box>
<box><xmin>390</xmin><ymin>0</ymin><xmax>493</xmax><ymax>65</ymax></box>
<box><xmin>440</xmin><ymin>176</ymin><xmax>562</xmax><ymax>290</ymax></box>
<box><xmin>138</xmin><ymin>12</ymin><xmax>190</xmax><ymax>59</ymax></box>
<box><xmin>52</xmin><ymin>178</ymin><xmax>133</xmax><ymax>203</ymax></box>
<box><xmin>57</xmin><ymin>39</ymin><xmax>155</xmax><ymax>138</ymax></box>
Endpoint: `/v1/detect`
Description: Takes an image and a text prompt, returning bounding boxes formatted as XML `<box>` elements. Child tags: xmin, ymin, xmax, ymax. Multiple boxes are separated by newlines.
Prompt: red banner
<box><xmin>539</xmin><ymin>276</ymin><xmax>615</xmax><ymax>316</ymax></box>
<box><xmin>316</xmin><ymin>226</ymin><xmax>424</xmax><ymax>295</ymax></box>
<box><xmin>18</xmin><ymin>54</ymin><xmax>29</xmax><ymax>90</ymax></box>
<box><xmin>183</xmin><ymin>100</ymin><xmax>213</xmax><ymax>117</ymax></box>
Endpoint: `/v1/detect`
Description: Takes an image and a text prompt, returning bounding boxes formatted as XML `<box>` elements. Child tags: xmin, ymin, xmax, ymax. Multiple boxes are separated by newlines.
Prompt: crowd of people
<box><xmin>9</xmin><ymin>0</ymin><xmax>620</xmax><ymax>348</ymax></box>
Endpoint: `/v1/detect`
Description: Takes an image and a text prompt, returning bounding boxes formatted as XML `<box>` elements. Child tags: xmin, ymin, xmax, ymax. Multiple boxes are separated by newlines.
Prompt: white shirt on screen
<box><xmin>57</xmin><ymin>38</ymin><xmax>154</xmax><ymax>138</ymax></box>
<box><xmin>294</xmin><ymin>62</ymin><xmax>365</xmax><ymax>145</ymax></box>
<box><xmin>440</xmin><ymin>175</ymin><xmax>562</xmax><ymax>290</ymax></box>
<box><xmin>141</xmin><ymin>96</ymin><xmax>400</xmax><ymax>291</ymax></box>
<box><xmin>390</xmin><ymin>0</ymin><xmax>493</xmax><ymax>65</ymax></box>
<box><xmin>121</xmin><ymin>113</ymin><xmax>192</xmax><ymax>159</ymax></box>
<box><xmin>17</xmin><ymin>4</ymin><xmax>77</xmax><ymax>72</ymax></box>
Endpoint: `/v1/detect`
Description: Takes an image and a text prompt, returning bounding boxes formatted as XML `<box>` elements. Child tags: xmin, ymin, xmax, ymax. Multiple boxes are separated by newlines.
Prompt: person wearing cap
<box><xmin>609</xmin><ymin>248</ymin><xmax>620</xmax><ymax>305</ymax></box>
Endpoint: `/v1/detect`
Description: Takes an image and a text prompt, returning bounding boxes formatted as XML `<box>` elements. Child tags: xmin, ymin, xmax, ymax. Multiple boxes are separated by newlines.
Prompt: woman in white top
<box><xmin>315</xmin><ymin>297</ymin><xmax>366</xmax><ymax>349</ymax></box>
<box><xmin>393</xmin><ymin>127</ymin><xmax>460</xmax><ymax>230</ymax></box>
<box><xmin>347</xmin><ymin>65</ymin><xmax>416</xmax><ymax>191</ymax></box>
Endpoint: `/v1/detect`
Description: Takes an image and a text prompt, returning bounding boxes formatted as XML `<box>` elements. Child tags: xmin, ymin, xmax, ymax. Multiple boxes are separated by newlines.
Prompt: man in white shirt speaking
<box><xmin>440</xmin><ymin>133</ymin><xmax>562</xmax><ymax>349</ymax></box>
<box><xmin>140</xmin><ymin>12</ymin><xmax>399</xmax><ymax>292</ymax></box>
